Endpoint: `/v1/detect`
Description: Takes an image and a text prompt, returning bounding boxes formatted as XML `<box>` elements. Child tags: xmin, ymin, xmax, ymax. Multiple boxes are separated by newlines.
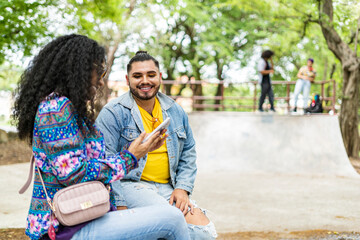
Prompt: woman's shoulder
<box><xmin>37</xmin><ymin>93</ymin><xmax>72</xmax><ymax>115</ymax></box>
<box><xmin>36</xmin><ymin>93</ymin><xmax>76</xmax><ymax>128</ymax></box>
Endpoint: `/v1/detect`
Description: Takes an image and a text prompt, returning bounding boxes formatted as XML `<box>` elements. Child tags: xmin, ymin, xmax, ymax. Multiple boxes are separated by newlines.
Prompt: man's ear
<box><xmin>159</xmin><ymin>72</ymin><xmax>162</xmax><ymax>82</ymax></box>
<box><xmin>126</xmin><ymin>75</ymin><xmax>129</xmax><ymax>86</ymax></box>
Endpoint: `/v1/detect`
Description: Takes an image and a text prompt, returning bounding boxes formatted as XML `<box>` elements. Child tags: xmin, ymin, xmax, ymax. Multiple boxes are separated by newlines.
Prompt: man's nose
<box><xmin>142</xmin><ymin>75</ymin><xmax>150</xmax><ymax>83</ymax></box>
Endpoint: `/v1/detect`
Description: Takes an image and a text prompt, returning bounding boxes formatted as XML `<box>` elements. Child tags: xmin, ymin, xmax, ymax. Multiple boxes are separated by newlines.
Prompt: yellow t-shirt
<box><xmin>138</xmin><ymin>98</ymin><xmax>170</xmax><ymax>183</ymax></box>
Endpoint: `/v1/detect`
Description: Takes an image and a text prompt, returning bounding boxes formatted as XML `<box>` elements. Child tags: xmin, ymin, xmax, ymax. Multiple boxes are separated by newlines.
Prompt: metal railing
<box><xmin>160</xmin><ymin>79</ymin><xmax>336</xmax><ymax>112</ymax></box>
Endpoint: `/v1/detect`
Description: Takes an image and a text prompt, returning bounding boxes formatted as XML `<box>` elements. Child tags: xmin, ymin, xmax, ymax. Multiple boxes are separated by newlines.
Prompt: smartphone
<box><xmin>142</xmin><ymin>118</ymin><xmax>171</xmax><ymax>143</ymax></box>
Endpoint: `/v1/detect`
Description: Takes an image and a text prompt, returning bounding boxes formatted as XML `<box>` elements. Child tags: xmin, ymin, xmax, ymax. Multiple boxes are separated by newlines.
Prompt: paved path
<box><xmin>192</xmin><ymin>172</ymin><xmax>360</xmax><ymax>233</ymax></box>
<box><xmin>0</xmin><ymin>163</ymin><xmax>31</xmax><ymax>228</ymax></box>
<box><xmin>1</xmin><ymin>112</ymin><xmax>360</xmax><ymax>234</ymax></box>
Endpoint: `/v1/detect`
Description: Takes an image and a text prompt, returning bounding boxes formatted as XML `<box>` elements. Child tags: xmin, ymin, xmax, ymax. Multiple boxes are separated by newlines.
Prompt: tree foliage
<box><xmin>2</xmin><ymin>0</ymin><xmax>360</xmax><ymax>156</ymax></box>
<box><xmin>0</xmin><ymin>0</ymin><xmax>57</xmax><ymax>64</ymax></box>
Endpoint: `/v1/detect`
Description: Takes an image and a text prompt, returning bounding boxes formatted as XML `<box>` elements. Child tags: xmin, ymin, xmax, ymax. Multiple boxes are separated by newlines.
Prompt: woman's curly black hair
<box><xmin>12</xmin><ymin>34</ymin><xmax>106</xmax><ymax>145</ymax></box>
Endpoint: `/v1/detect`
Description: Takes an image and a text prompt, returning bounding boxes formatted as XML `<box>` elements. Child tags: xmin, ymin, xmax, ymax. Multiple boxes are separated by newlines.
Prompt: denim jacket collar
<box><xmin>117</xmin><ymin>91</ymin><xmax>175</xmax><ymax>132</ymax></box>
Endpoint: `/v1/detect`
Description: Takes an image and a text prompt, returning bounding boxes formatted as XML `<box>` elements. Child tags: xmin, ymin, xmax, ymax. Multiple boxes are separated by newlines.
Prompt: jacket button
<box><xmin>136</xmin><ymin>172</ymin><xmax>141</xmax><ymax>177</ymax></box>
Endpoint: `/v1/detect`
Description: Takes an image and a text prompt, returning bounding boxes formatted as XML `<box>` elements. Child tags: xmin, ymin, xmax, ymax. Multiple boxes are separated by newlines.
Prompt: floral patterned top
<box><xmin>26</xmin><ymin>93</ymin><xmax>138</xmax><ymax>240</ymax></box>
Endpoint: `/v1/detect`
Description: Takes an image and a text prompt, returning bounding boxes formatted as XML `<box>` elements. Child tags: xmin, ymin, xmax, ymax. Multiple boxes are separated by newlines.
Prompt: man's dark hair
<box><xmin>261</xmin><ymin>50</ymin><xmax>274</xmax><ymax>59</ymax></box>
<box><xmin>12</xmin><ymin>34</ymin><xmax>106</xmax><ymax>144</ymax></box>
<box><xmin>127</xmin><ymin>51</ymin><xmax>160</xmax><ymax>73</ymax></box>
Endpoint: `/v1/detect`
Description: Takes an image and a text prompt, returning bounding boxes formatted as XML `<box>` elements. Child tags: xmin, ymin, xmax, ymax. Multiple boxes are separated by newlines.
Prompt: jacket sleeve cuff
<box><xmin>175</xmin><ymin>182</ymin><xmax>194</xmax><ymax>195</ymax></box>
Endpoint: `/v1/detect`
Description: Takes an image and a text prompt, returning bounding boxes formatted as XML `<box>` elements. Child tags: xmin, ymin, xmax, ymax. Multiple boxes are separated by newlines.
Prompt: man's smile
<box><xmin>137</xmin><ymin>85</ymin><xmax>154</xmax><ymax>92</ymax></box>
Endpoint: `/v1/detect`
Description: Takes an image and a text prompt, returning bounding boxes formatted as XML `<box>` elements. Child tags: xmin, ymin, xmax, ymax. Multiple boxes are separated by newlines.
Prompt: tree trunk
<box><xmin>95</xmin><ymin>42</ymin><xmax>119</xmax><ymax>115</ymax></box>
<box><xmin>319</xmin><ymin>0</ymin><xmax>360</xmax><ymax>157</ymax></box>
<box><xmin>214</xmin><ymin>61</ymin><xmax>224</xmax><ymax>111</ymax></box>
<box><xmin>164</xmin><ymin>69</ymin><xmax>175</xmax><ymax>95</ymax></box>
<box><xmin>94</xmin><ymin>0</ymin><xmax>137</xmax><ymax>115</ymax></box>
<box><xmin>191</xmin><ymin>68</ymin><xmax>203</xmax><ymax>111</ymax></box>
<box><xmin>326</xmin><ymin>63</ymin><xmax>336</xmax><ymax>106</ymax></box>
<box><xmin>214</xmin><ymin>83</ymin><xmax>223</xmax><ymax>111</ymax></box>
<box><xmin>339</xmin><ymin>67</ymin><xmax>360</xmax><ymax>157</ymax></box>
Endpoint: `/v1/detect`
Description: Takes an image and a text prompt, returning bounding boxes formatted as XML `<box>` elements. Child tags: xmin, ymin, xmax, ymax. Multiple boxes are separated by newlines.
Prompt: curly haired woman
<box><xmin>13</xmin><ymin>34</ymin><xmax>190</xmax><ymax>240</ymax></box>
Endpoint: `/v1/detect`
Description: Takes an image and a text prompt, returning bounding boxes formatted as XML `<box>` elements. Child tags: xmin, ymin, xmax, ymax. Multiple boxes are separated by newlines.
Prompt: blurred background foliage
<box><xmin>1</xmin><ymin>0</ymin><xmax>358</xmax><ymax>88</ymax></box>
<box><xmin>1</xmin><ymin>0</ymin><xmax>360</xmax><ymax>155</ymax></box>
<box><xmin>1</xmin><ymin>0</ymin><xmax>356</xmax><ymax>96</ymax></box>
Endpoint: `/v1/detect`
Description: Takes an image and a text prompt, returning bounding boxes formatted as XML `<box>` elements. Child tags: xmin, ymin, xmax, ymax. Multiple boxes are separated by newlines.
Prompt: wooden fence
<box><xmin>160</xmin><ymin>79</ymin><xmax>336</xmax><ymax>112</ymax></box>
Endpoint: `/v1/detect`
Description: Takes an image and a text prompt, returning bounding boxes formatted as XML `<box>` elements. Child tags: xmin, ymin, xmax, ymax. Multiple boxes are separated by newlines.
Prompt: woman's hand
<box><xmin>127</xmin><ymin>129</ymin><xmax>168</xmax><ymax>159</ymax></box>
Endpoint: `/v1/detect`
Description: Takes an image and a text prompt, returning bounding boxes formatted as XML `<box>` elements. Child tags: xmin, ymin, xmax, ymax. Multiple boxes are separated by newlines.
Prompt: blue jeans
<box><xmin>113</xmin><ymin>180</ymin><xmax>217</xmax><ymax>240</ymax></box>
<box><xmin>294</xmin><ymin>78</ymin><xmax>311</xmax><ymax>108</ymax></box>
<box><xmin>71</xmin><ymin>205</ymin><xmax>190</xmax><ymax>240</ymax></box>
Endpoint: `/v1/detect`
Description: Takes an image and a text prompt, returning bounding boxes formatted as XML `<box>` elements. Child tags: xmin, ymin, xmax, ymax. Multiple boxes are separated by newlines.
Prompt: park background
<box><xmin>1</xmin><ymin>0</ymin><xmax>360</xmax><ymax>239</ymax></box>
<box><xmin>1</xmin><ymin>0</ymin><xmax>360</xmax><ymax>158</ymax></box>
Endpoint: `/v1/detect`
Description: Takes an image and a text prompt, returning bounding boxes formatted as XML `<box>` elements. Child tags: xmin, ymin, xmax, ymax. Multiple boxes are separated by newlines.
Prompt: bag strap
<box><xmin>36</xmin><ymin>163</ymin><xmax>55</xmax><ymax>212</ymax></box>
<box><xmin>18</xmin><ymin>154</ymin><xmax>55</xmax><ymax>212</ymax></box>
<box><xmin>18</xmin><ymin>155</ymin><xmax>35</xmax><ymax>194</ymax></box>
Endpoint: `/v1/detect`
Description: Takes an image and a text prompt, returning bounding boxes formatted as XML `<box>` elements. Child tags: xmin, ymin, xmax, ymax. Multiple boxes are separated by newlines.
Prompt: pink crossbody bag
<box><xmin>19</xmin><ymin>155</ymin><xmax>110</xmax><ymax>226</ymax></box>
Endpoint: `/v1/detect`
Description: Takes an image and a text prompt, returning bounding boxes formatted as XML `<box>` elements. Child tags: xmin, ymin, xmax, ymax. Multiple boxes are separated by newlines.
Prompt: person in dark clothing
<box><xmin>305</xmin><ymin>94</ymin><xmax>323</xmax><ymax>114</ymax></box>
<box><xmin>257</xmin><ymin>50</ymin><xmax>275</xmax><ymax>112</ymax></box>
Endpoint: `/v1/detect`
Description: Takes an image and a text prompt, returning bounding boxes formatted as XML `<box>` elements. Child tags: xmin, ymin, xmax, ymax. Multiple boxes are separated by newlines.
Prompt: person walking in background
<box><xmin>293</xmin><ymin>58</ymin><xmax>317</xmax><ymax>112</ymax></box>
<box><xmin>257</xmin><ymin>50</ymin><xmax>275</xmax><ymax>112</ymax></box>
<box><xmin>13</xmin><ymin>34</ymin><xmax>190</xmax><ymax>240</ymax></box>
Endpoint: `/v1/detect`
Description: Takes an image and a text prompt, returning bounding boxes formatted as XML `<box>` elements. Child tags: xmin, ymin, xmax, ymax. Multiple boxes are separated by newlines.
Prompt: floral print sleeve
<box><xmin>33</xmin><ymin>94</ymin><xmax>138</xmax><ymax>186</ymax></box>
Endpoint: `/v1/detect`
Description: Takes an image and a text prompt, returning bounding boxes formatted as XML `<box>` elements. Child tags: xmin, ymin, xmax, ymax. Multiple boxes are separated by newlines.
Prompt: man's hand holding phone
<box><xmin>128</xmin><ymin>129</ymin><xmax>168</xmax><ymax>160</ymax></box>
<box><xmin>127</xmin><ymin>118</ymin><xmax>170</xmax><ymax>159</ymax></box>
<box><xmin>142</xmin><ymin>118</ymin><xmax>170</xmax><ymax>143</ymax></box>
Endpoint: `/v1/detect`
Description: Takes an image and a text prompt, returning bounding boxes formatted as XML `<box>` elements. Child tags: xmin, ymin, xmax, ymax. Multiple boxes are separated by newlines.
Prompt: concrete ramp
<box><xmin>189</xmin><ymin>112</ymin><xmax>360</xmax><ymax>233</ymax></box>
<box><xmin>189</xmin><ymin>112</ymin><xmax>358</xmax><ymax>177</ymax></box>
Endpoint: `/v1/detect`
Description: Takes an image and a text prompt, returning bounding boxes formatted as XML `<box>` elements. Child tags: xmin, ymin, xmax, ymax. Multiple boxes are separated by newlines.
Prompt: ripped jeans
<box><xmin>112</xmin><ymin>180</ymin><xmax>218</xmax><ymax>240</ymax></box>
<box><xmin>72</xmin><ymin>205</ymin><xmax>190</xmax><ymax>240</ymax></box>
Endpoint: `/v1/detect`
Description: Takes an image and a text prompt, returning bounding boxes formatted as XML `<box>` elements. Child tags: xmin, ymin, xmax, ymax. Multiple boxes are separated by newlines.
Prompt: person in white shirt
<box><xmin>257</xmin><ymin>50</ymin><xmax>275</xmax><ymax>112</ymax></box>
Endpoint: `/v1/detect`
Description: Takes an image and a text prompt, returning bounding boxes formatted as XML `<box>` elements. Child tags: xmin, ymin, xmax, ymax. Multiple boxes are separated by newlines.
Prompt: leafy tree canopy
<box><xmin>0</xmin><ymin>0</ymin><xmax>58</xmax><ymax>64</ymax></box>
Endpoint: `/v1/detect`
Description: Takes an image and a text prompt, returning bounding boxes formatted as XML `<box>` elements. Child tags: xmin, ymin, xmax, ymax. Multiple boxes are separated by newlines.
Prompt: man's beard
<box><xmin>130</xmin><ymin>84</ymin><xmax>160</xmax><ymax>101</ymax></box>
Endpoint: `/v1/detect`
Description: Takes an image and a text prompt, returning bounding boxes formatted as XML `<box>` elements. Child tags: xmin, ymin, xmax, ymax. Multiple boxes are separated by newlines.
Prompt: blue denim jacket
<box><xmin>96</xmin><ymin>91</ymin><xmax>197</xmax><ymax>203</ymax></box>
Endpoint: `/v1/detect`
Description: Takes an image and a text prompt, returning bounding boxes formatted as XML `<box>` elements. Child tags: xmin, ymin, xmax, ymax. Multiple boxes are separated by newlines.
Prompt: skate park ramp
<box><xmin>189</xmin><ymin>112</ymin><xmax>358</xmax><ymax>177</ymax></box>
<box><xmin>189</xmin><ymin>112</ymin><xmax>360</xmax><ymax>233</ymax></box>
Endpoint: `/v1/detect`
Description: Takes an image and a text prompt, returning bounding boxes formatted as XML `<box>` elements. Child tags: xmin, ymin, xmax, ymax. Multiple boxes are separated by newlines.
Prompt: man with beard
<box><xmin>96</xmin><ymin>51</ymin><xmax>217</xmax><ymax>239</ymax></box>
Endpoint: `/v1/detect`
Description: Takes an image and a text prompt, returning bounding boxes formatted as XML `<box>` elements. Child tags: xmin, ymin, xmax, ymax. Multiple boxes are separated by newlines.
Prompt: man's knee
<box><xmin>185</xmin><ymin>209</ymin><xmax>217</xmax><ymax>240</ymax></box>
<box><xmin>185</xmin><ymin>208</ymin><xmax>210</xmax><ymax>226</ymax></box>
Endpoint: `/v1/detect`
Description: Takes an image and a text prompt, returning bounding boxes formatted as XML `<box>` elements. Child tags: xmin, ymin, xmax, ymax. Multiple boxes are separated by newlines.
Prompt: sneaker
<box><xmin>258</xmin><ymin>108</ymin><xmax>264</xmax><ymax>112</ymax></box>
<box><xmin>270</xmin><ymin>108</ymin><xmax>276</xmax><ymax>112</ymax></box>
<box><xmin>292</xmin><ymin>107</ymin><xmax>297</xmax><ymax>112</ymax></box>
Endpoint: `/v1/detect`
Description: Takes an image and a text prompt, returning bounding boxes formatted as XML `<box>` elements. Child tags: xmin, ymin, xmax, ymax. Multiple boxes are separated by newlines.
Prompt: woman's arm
<box><xmin>34</xmin><ymin>96</ymin><xmax>138</xmax><ymax>186</ymax></box>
